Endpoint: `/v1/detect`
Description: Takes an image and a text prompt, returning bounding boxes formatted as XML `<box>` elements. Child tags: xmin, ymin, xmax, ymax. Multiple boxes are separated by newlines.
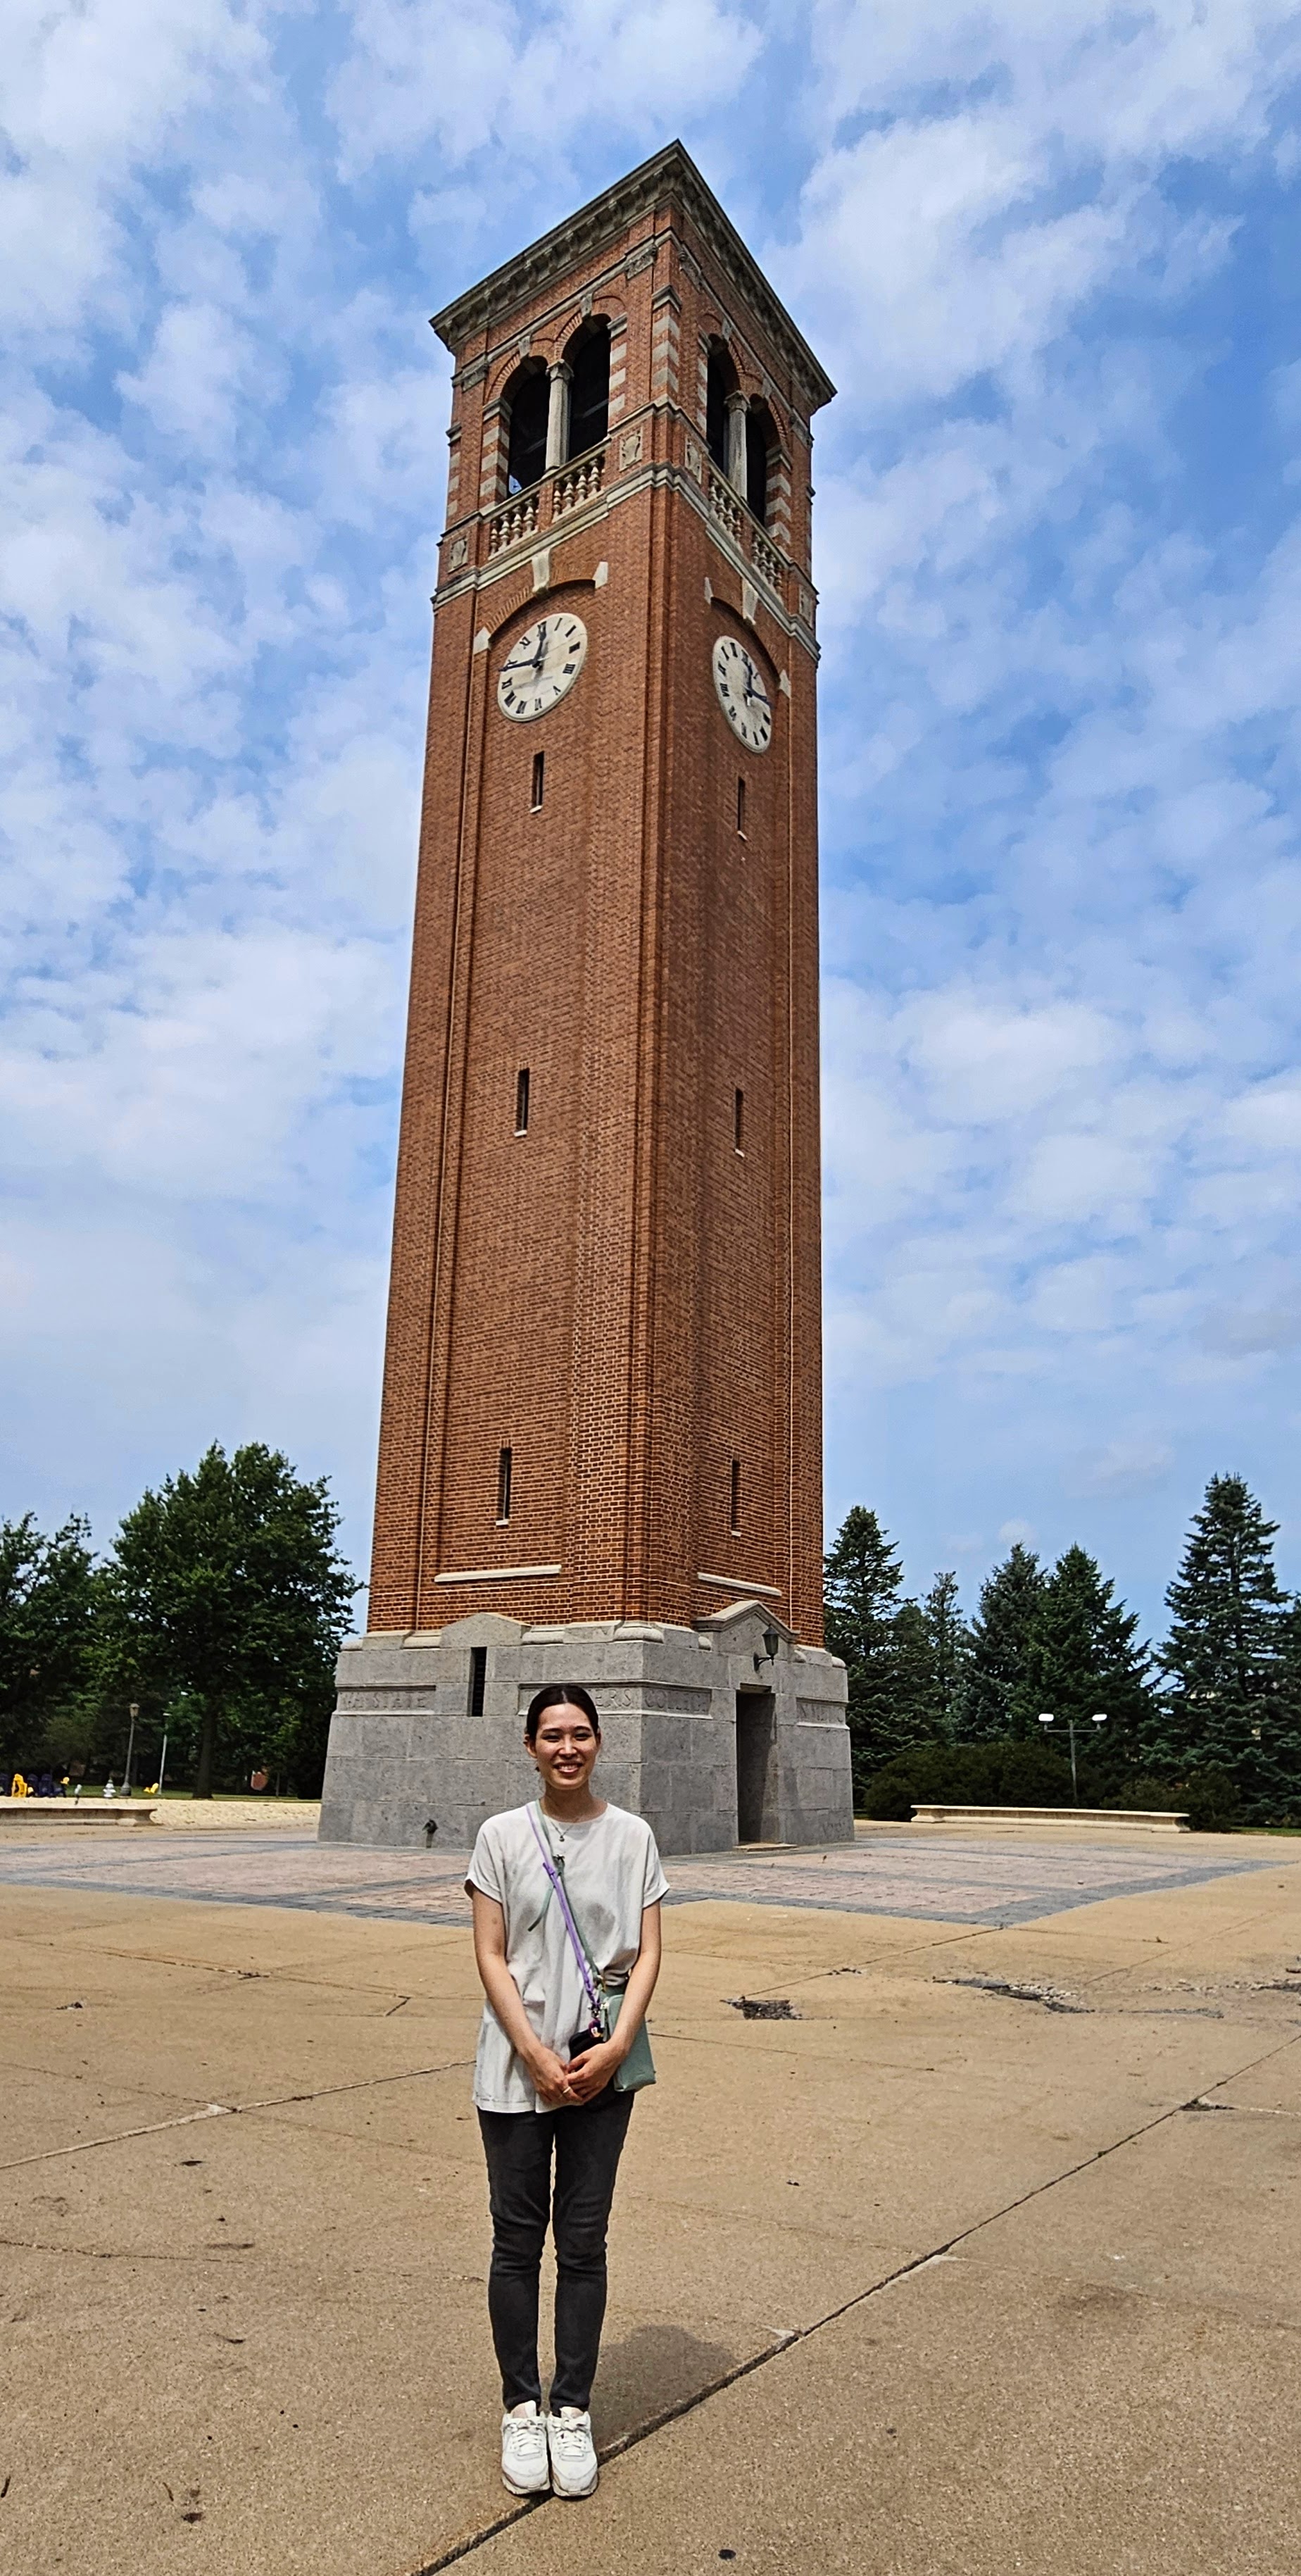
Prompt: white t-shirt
<box><xmin>466</xmin><ymin>1801</ymin><xmax>669</xmax><ymax>2113</ymax></box>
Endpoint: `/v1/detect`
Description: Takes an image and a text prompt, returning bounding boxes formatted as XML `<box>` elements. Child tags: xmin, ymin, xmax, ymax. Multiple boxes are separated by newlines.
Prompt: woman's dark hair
<box><xmin>524</xmin><ymin>1683</ymin><xmax>602</xmax><ymax>1744</ymax></box>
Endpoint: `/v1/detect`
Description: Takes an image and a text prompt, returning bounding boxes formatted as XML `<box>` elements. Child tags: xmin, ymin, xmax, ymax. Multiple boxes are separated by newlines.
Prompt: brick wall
<box><xmin>367</xmin><ymin>153</ymin><xmax>831</xmax><ymax>1646</ymax></box>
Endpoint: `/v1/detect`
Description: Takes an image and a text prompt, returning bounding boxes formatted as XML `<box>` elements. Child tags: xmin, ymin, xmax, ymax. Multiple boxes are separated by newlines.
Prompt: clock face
<box><xmin>497</xmin><ymin>614</ymin><xmax>588</xmax><ymax>722</ymax></box>
<box><xmin>712</xmin><ymin>634</ymin><xmax>772</xmax><ymax>754</ymax></box>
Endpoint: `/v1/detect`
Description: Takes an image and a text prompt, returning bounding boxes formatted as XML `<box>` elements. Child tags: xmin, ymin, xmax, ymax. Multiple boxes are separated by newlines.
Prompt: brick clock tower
<box><xmin>320</xmin><ymin>144</ymin><xmax>852</xmax><ymax>1853</ymax></box>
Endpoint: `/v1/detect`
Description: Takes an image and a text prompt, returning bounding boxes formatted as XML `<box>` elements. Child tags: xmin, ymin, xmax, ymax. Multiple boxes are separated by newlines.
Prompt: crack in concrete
<box><xmin>0</xmin><ymin>2233</ymin><xmax>257</xmax><ymax>2262</ymax></box>
<box><xmin>0</xmin><ymin>2059</ymin><xmax>474</xmax><ymax>2175</ymax></box>
<box><xmin>398</xmin><ymin>2022</ymin><xmax>1301</xmax><ymax>2576</ymax></box>
<box><xmin>934</xmin><ymin>1973</ymin><xmax>1087</xmax><ymax>2012</ymax></box>
<box><xmin>82</xmin><ymin>1946</ymin><xmax>449</xmax><ymax>2003</ymax></box>
<box><xmin>13</xmin><ymin>1930</ymin><xmax>458</xmax><ymax>2006</ymax></box>
<box><xmin>0</xmin><ymin>2101</ymin><xmax>234</xmax><ymax>2172</ymax></box>
<box><xmin>1188</xmin><ymin>2094</ymin><xmax>1301</xmax><ymax>2119</ymax></box>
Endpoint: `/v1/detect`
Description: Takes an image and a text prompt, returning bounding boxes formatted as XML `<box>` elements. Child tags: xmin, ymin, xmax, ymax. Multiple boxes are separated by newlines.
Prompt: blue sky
<box><xmin>4</xmin><ymin>1</ymin><xmax>1301</xmax><ymax>1639</ymax></box>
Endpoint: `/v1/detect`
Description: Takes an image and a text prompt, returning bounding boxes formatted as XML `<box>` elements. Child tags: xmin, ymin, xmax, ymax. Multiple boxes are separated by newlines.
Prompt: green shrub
<box><xmin>1112</xmin><ymin>1771</ymin><xmax>1183</xmax><ymax>1813</ymax></box>
<box><xmin>861</xmin><ymin>1766</ymin><xmax>921</xmax><ymax>1820</ymax></box>
<box><xmin>859</xmin><ymin>1748</ymin><xmax>1258</xmax><ymax>1831</ymax></box>
<box><xmin>858</xmin><ymin>1737</ymin><xmax>1078</xmax><ymax>1819</ymax></box>
<box><xmin>1181</xmin><ymin>1765</ymin><xmax>1243</xmax><ymax>1833</ymax></box>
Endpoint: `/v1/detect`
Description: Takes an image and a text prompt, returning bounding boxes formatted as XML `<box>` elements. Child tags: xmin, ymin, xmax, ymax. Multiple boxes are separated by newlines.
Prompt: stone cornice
<box><xmin>431</xmin><ymin>142</ymin><xmax>835</xmax><ymax>417</ymax></box>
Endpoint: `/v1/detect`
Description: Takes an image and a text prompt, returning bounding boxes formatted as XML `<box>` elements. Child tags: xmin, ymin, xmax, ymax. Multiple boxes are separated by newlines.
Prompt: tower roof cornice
<box><xmin>431</xmin><ymin>140</ymin><xmax>835</xmax><ymax>415</ymax></box>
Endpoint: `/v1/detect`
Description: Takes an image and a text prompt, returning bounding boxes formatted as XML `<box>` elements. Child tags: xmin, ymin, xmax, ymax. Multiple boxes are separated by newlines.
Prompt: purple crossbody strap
<box><xmin>527</xmin><ymin>1804</ymin><xmax>604</xmax><ymax>2025</ymax></box>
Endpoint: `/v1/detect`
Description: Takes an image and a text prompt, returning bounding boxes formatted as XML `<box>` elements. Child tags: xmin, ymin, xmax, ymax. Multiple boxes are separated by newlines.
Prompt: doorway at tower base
<box><xmin>317</xmin><ymin>1599</ymin><xmax>852</xmax><ymax>1854</ymax></box>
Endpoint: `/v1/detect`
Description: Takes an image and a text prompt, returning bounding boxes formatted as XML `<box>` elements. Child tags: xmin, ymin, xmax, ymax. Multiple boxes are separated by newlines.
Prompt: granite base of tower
<box><xmin>318</xmin><ymin>1599</ymin><xmax>852</xmax><ymax>1855</ymax></box>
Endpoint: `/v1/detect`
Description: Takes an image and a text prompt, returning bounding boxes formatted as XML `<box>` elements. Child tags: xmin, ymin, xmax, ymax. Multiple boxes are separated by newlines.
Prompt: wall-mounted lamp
<box><xmin>753</xmin><ymin>1624</ymin><xmax>782</xmax><ymax>1673</ymax></box>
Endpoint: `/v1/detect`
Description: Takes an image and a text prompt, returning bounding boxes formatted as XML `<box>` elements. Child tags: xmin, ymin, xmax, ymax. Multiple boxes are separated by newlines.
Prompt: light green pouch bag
<box><xmin>603</xmin><ymin>1982</ymin><xmax>656</xmax><ymax>2094</ymax></box>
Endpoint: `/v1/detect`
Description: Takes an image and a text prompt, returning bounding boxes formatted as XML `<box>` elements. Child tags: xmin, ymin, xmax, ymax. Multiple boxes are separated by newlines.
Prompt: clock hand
<box><xmin>503</xmin><ymin>644</ymin><xmax>547</xmax><ymax>680</ymax></box>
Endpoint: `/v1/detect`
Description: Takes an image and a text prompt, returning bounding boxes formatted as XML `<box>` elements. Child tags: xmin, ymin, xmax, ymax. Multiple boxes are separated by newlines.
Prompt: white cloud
<box><xmin>118</xmin><ymin>302</ymin><xmax>279</xmax><ymax>454</ymax></box>
<box><xmin>1</xmin><ymin>0</ymin><xmax>272</xmax><ymax>334</ymax></box>
<box><xmin>3</xmin><ymin>0</ymin><xmax>1301</xmax><ymax>1626</ymax></box>
<box><xmin>327</xmin><ymin>0</ymin><xmax>765</xmax><ymax>177</ymax></box>
<box><xmin>1069</xmin><ymin>1436</ymin><xmax>1175</xmax><ymax>1499</ymax></box>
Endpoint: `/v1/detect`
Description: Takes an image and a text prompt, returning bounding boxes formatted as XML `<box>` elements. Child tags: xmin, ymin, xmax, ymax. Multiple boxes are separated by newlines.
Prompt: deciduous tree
<box><xmin>0</xmin><ymin>1516</ymin><xmax>98</xmax><ymax>1773</ymax></box>
<box><xmin>99</xmin><ymin>1444</ymin><xmax>358</xmax><ymax>1796</ymax></box>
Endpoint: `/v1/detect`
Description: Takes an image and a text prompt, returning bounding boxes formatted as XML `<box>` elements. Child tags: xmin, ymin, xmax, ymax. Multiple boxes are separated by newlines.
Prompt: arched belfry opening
<box><xmin>746</xmin><ymin>403</ymin><xmax>774</xmax><ymax>527</ymax></box>
<box><xmin>505</xmin><ymin>361</ymin><xmax>548</xmax><ymax>494</ymax></box>
<box><xmin>705</xmin><ymin>342</ymin><xmax>736</xmax><ymax>473</ymax></box>
<box><xmin>564</xmin><ymin>319</ymin><xmax>610</xmax><ymax>460</ymax></box>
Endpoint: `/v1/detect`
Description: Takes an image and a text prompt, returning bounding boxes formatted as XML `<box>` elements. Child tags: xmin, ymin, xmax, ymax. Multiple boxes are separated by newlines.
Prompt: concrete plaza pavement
<box><xmin>1</xmin><ymin>1825</ymin><xmax>1298</xmax><ymax>2574</ymax></box>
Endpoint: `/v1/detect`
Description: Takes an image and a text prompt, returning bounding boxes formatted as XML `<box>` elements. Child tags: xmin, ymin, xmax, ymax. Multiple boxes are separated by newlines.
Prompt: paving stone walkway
<box><xmin>0</xmin><ymin>1822</ymin><xmax>1280</xmax><ymax>1926</ymax></box>
<box><xmin>5</xmin><ymin>1835</ymin><xmax>1300</xmax><ymax>2573</ymax></box>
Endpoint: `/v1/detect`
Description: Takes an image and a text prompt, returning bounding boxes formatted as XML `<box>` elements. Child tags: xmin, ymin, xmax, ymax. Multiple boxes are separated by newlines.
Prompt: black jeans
<box><xmin>478</xmin><ymin>2095</ymin><xmax>634</xmax><ymax>2412</ymax></box>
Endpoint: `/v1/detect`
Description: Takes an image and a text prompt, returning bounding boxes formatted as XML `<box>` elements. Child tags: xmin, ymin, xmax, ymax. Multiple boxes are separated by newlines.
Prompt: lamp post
<box><xmin>122</xmin><ymin>1703</ymin><xmax>139</xmax><ymax>1797</ymax></box>
<box><xmin>1038</xmin><ymin>1709</ymin><xmax>1107</xmax><ymax>1803</ymax></box>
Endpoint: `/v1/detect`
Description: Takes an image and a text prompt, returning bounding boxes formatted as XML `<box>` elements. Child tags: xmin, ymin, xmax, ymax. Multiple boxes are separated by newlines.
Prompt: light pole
<box><xmin>1038</xmin><ymin>1709</ymin><xmax>1107</xmax><ymax>1803</ymax></box>
<box><xmin>122</xmin><ymin>1703</ymin><xmax>139</xmax><ymax>1797</ymax></box>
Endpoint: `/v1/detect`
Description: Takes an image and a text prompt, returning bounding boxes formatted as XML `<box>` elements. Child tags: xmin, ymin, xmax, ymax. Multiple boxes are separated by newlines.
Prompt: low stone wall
<box><xmin>149</xmin><ymin>1799</ymin><xmax>322</xmax><ymax>1832</ymax></box>
<box><xmin>0</xmin><ymin>1797</ymin><xmax>158</xmax><ymax>1828</ymax></box>
<box><xmin>0</xmin><ymin>1797</ymin><xmax>321</xmax><ymax>1832</ymax></box>
<box><xmin>910</xmin><ymin>1803</ymin><xmax>1190</xmax><ymax>1835</ymax></box>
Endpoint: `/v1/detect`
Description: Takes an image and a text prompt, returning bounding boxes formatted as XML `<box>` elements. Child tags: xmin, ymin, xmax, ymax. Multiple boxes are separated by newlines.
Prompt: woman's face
<box><xmin>529</xmin><ymin>1703</ymin><xmax>601</xmax><ymax>1796</ymax></box>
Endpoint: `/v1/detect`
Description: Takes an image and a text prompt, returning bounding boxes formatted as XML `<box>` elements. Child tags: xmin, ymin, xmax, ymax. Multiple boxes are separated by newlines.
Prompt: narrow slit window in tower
<box><xmin>468</xmin><ymin>1647</ymin><xmax>486</xmax><ymax>1716</ymax></box>
<box><xmin>531</xmin><ymin>749</ymin><xmax>545</xmax><ymax>811</ymax></box>
<box><xmin>730</xmin><ymin>1458</ymin><xmax>742</xmax><ymax>1533</ymax></box>
<box><xmin>736</xmin><ymin>775</ymin><xmax>746</xmax><ymax>836</ymax></box>
<box><xmin>734</xmin><ymin>1087</ymin><xmax>745</xmax><ymax>1153</ymax></box>
<box><xmin>515</xmin><ymin>1068</ymin><xmax>530</xmax><ymax>1134</ymax></box>
<box><xmin>496</xmin><ymin>1446</ymin><xmax>513</xmax><ymax>1523</ymax></box>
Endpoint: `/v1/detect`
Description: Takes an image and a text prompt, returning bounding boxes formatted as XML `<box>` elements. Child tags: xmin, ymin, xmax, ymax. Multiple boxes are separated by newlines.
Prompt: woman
<box><xmin>466</xmin><ymin>1683</ymin><xmax>667</xmax><ymax>2501</ymax></box>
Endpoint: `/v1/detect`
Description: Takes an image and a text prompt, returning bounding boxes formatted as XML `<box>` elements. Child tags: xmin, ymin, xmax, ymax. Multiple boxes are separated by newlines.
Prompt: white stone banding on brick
<box><xmin>697</xmin><ymin>1573</ymin><xmax>783</xmax><ymax>1597</ymax></box>
<box><xmin>434</xmin><ymin>1564</ymin><xmax>562</xmax><ymax>1584</ymax></box>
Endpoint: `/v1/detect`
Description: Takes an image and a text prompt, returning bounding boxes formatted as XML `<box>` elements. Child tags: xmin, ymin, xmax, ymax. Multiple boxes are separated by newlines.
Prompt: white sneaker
<box><xmin>546</xmin><ymin>2406</ymin><xmax>598</xmax><ymax>2499</ymax></box>
<box><xmin>501</xmin><ymin>2401</ymin><xmax>550</xmax><ymax>2496</ymax></box>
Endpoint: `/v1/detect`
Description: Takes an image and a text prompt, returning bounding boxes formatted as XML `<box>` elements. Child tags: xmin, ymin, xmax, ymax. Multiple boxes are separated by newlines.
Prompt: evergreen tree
<box><xmin>1017</xmin><ymin>1544</ymin><xmax>1153</xmax><ymax>1772</ymax></box>
<box><xmin>921</xmin><ymin>1570</ymin><xmax>970</xmax><ymax>1740</ymax></box>
<box><xmin>889</xmin><ymin>1599</ymin><xmax>941</xmax><ymax>1749</ymax></box>
<box><xmin>1151</xmin><ymin>1475</ymin><xmax>1301</xmax><ymax>1821</ymax></box>
<box><xmin>0</xmin><ymin>1515</ymin><xmax>99</xmax><ymax>1774</ymax></box>
<box><xmin>824</xmin><ymin>1510</ymin><xmax>961</xmax><ymax>1780</ymax></box>
<box><xmin>1272</xmin><ymin>1599</ymin><xmax>1301</xmax><ymax>1820</ymax></box>
<box><xmin>961</xmin><ymin>1544</ymin><xmax>1046</xmax><ymax>1740</ymax></box>
<box><xmin>825</xmin><ymin>1505</ymin><xmax>903</xmax><ymax>1772</ymax></box>
<box><xmin>824</xmin><ymin>1508</ymin><xmax>917</xmax><ymax>1782</ymax></box>
<box><xmin>99</xmin><ymin>1444</ymin><xmax>358</xmax><ymax>1796</ymax></box>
